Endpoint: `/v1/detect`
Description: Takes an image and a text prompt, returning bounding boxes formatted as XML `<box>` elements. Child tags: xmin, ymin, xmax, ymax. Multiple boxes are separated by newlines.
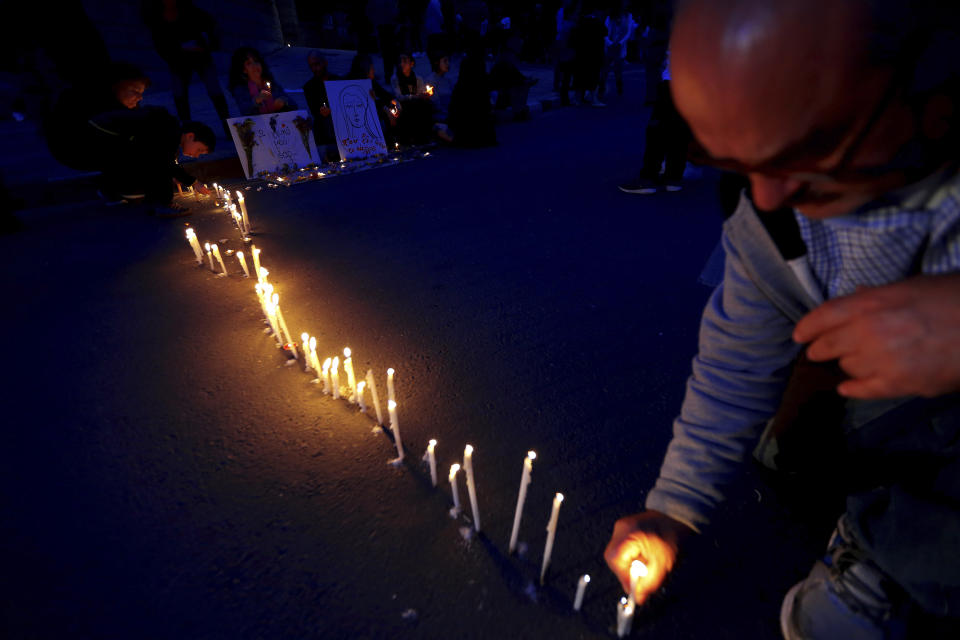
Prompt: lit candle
<box><xmin>224</xmin><ymin>189</ymin><xmax>233</xmax><ymax>207</ymax></box>
<box><xmin>615</xmin><ymin>597</ymin><xmax>634</xmax><ymax>638</ymax></box>
<box><xmin>309</xmin><ymin>337</ymin><xmax>321</xmax><ymax>378</ymax></box>
<box><xmin>265</xmin><ymin>294</ymin><xmax>283</xmax><ymax>346</ymax></box>
<box><xmin>540</xmin><ymin>492</ymin><xmax>564</xmax><ymax>585</ymax></box>
<box><xmin>259</xmin><ymin>267</ymin><xmax>269</xmax><ymax>284</ymax></box>
<box><xmin>271</xmin><ymin>293</ymin><xmax>298</xmax><ymax>360</ymax></box>
<box><xmin>331</xmin><ymin>356</ymin><xmax>341</xmax><ymax>399</ymax></box>
<box><xmin>387</xmin><ymin>399</ymin><xmax>404</xmax><ymax>459</ymax></box>
<box><xmin>204</xmin><ymin>242</ymin><xmax>215</xmax><ymax>271</ymax></box>
<box><xmin>301</xmin><ymin>333</ymin><xmax>312</xmax><ymax>372</ymax></box>
<box><xmin>343</xmin><ymin>348</ymin><xmax>357</xmax><ymax>403</ymax></box>
<box><xmin>425</xmin><ymin>439</ymin><xmax>438</xmax><ymax>487</ymax></box>
<box><xmin>266</xmin><ymin>81</ymin><xmax>271</xmax><ymax>91</ymax></box>
<box><xmin>356</xmin><ymin>380</ymin><xmax>367</xmax><ymax>412</ymax></box>
<box><xmin>251</xmin><ymin>246</ymin><xmax>262</xmax><ymax>281</ymax></box>
<box><xmin>425</xmin><ymin>84</ymin><xmax>434</xmax><ymax>96</ymax></box>
<box><xmin>463</xmin><ymin>444</ymin><xmax>481</xmax><ymax>532</ymax></box>
<box><xmin>386</xmin><ymin>368</ymin><xmax>396</xmax><ymax>405</ymax></box>
<box><xmin>628</xmin><ymin>559</ymin><xmax>648</xmax><ymax>609</ymax></box>
<box><xmin>321</xmin><ymin>357</ymin><xmax>332</xmax><ymax>394</ymax></box>
<box><xmin>365</xmin><ymin>369</ymin><xmax>384</xmax><ymax>426</ymax></box>
<box><xmin>236</xmin><ymin>191</ymin><xmax>250</xmax><ymax>233</ymax></box>
<box><xmin>508</xmin><ymin>451</ymin><xmax>536</xmax><ymax>554</ymax></box>
<box><xmin>573</xmin><ymin>574</ymin><xmax>590</xmax><ymax>611</ymax></box>
<box><xmin>449</xmin><ymin>464</ymin><xmax>462</xmax><ymax>514</ymax></box>
<box><xmin>212</xmin><ymin>182</ymin><xmax>220</xmax><ymax>204</ymax></box>
<box><xmin>185</xmin><ymin>228</ymin><xmax>204</xmax><ymax>264</ymax></box>
<box><xmin>231</xmin><ymin>206</ymin><xmax>244</xmax><ymax>235</ymax></box>
<box><xmin>236</xmin><ymin>250</ymin><xmax>251</xmax><ymax>277</ymax></box>
<box><xmin>211</xmin><ymin>243</ymin><xmax>228</xmax><ymax>275</ymax></box>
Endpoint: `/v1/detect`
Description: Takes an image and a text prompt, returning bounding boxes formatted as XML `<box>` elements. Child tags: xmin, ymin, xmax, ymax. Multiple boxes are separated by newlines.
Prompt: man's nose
<box><xmin>748</xmin><ymin>173</ymin><xmax>805</xmax><ymax>211</ymax></box>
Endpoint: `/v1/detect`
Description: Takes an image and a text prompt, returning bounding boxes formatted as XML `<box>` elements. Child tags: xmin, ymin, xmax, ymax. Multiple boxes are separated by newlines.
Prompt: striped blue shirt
<box><xmin>795</xmin><ymin>170</ymin><xmax>960</xmax><ymax>299</ymax></box>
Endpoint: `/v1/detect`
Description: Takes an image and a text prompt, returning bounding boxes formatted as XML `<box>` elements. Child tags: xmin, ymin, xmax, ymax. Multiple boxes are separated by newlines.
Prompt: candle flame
<box><xmin>186</xmin><ymin>228</ymin><xmax>196</xmax><ymax>238</ymax></box>
<box><xmin>301</xmin><ymin>332</ymin><xmax>309</xmax><ymax>343</ymax></box>
<box><xmin>429</xmin><ymin>438</ymin><xmax>437</xmax><ymax>447</ymax></box>
<box><xmin>620</xmin><ymin>596</ymin><xmax>628</xmax><ymax>606</ymax></box>
<box><xmin>236</xmin><ymin>191</ymin><xmax>243</xmax><ymax>200</ymax></box>
<box><xmin>584</xmin><ymin>574</ymin><xmax>591</xmax><ymax>583</ymax></box>
<box><xmin>309</xmin><ymin>337</ymin><xmax>317</xmax><ymax>351</ymax></box>
<box><xmin>387</xmin><ymin>367</ymin><xmax>395</xmax><ymax>376</ymax></box>
<box><xmin>204</xmin><ymin>242</ymin><xmax>211</xmax><ymax>250</ymax></box>
<box><xmin>556</xmin><ymin>493</ymin><xmax>564</xmax><ymax>502</ymax></box>
<box><xmin>272</xmin><ymin>293</ymin><xmax>279</xmax><ymax>305</ymax></box>
<box><xmin>388</xmin><ymin>399</ymin><xmax>397</xmax><ymax>410</ymax></box>
<box><xmin>332</xmin><ymin>356</ymin><xmax>339</xmax><ymax>367</ymax></box>
<box><xmin>631</xmin><ymin>559</ymin><xmax>648</xmax><ymax>579</ymax></box>
<box><xmin>322</xmin><ymin>357</ymin><xmax>331</xmax><ymax>370</ymax></box>
<box><xmin>527</xmin><ymin>451</ymin><xmax>537</xmax><ymax>460</ymax></box>
<box><xmin>465</xmin><ymin>444</ymin><xmax>474</xmax><ymax>455</ymax></box>
<box><xmin>614</xmin><ymin>530</ymin><xmax>677</xmax><ymax>607</ymax></box>
<box><xmin>344</xmin><ymin>347</ymin><xmax>351</xmax><ymax>358</ymax></box>
<box><xmin>449</xmin><ymin>463</ymin><xmax>460</xmax><ymax>478</ymax></box>
<box><xmin>237</xmin><ymin>251</ymin><xmax>244</xmax><ymax>258</ymax></box>
<box><xmin>357</xmin><ymin>381</ymin><xmax>365</xmax><ymax>391</ymax></box>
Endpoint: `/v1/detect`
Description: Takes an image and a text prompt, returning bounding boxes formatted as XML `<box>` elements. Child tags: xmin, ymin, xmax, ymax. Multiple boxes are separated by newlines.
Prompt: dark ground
<box><xmin>1</xmin><ymin>77</ymin><xmax>839</xmax><ymax>639</ymax></box>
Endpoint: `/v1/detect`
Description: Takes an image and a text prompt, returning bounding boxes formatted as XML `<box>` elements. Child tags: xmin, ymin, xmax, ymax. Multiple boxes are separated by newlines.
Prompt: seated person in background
<box><xmin>425</xmin><ymin>53</ymin><xmax>454</xmax><ymax>124</ymax></box>
<box><xmin>348</xmin><ymin>54</ymin><xmax>399</xmax><ymax>144</ymax></box>
<box><xmin>446</xmin><ymin>55</ymin><xmax>496</xmax><ymax>148</ymax></box>
<box><xmin>89</xmin><ymin>108</ymin><xmax>214</xmax><ymax>215</ymax></box>
<box><xmin>44</xmin><ymin>62</ymin><xmax>152</xmax><ymax>170</ymax></box>
<box><xmin>390</xmin><ymin>53</ymin><xmax>434</xmax><ymax>145</ymax></box>
<box><xmin>228</xmin><ymin>47</ymin><xmax>296</xmax><ymax>115</ymax></box>
<box><xmin>302</xmin><ymin>50</ymin><xmax>339</xmax><ymax>161</ymax></box>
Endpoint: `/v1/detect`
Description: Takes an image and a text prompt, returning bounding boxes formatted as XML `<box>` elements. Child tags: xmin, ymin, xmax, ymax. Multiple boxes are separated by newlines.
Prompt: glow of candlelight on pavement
<box><xmin>508</xmin><ymin>450</ymin><xmax>536</xmax><ymax>554</ymax></box>
<box><xmin>185</xmin><ymin>228</ymin><xmax>204</xmax><ymax>264</ymax></box>
<box><xmin>343</xmin><ymin>348</ymin><xmax>357</xmax><ymax>403</ymax></box>
<box><xmin>540</xmin><ymin>492</ymin><xmax>564</xmax><ymax>585</ymax></box>
<box><xmin>573</xmin><ymin>574</ymin><xmax>590</xmax><ymax>611</ymax></box>
<box><xmin>387</xmin><ymin>399</ymin><xmax>404</xmax><ymax>459</ymax></box>
<box><xmin>463</xmin><ymin>444</ymin><xmax>481</xmax><ymax>531</ymax></box>
<box><xmin>236</xmin><ymin>251</ymin><xmax>250</xmax><ymax>277</ymax></box>
<box><xmin>426</xmin><ymin>439</ymin><xmax>438</xmax><ymax>487</ymax></box>
<box><xmin>449</xmin><ymin>463</ymin><xmax>462</xmax><ymax>514</ymax></box>
<box><xmin>365</xmin><ymin>369</ymin><xmax>384</xmax><ymax>425</ymax></box>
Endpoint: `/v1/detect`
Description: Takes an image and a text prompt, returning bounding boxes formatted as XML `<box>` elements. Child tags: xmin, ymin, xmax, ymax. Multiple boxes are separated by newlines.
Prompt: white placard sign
<box><xmin>227</xmin><ymin>110</ymin><xmax>320</xmax><ymax>179</ymax></box>
<box><xmin>325</xmin><ymin>79</ymin><xmax>388</xmax><ymax>161</ymax></box>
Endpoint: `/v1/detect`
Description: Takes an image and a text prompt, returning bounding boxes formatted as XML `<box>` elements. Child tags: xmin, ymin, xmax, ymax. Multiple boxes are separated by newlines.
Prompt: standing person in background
<box><xmin>571</xmin><ymin>1</ymin><xmax>607</xmax><ymax>107</ymax></box>
<box><xmin>142</xmin><ymin>0</ymin><xmax>230</xmax><ymax>134</ymax></box>
<box><xmin>302</xmin><ymin>51</ymin><xmax>339</xmax><ymax>160</ymax></box>
<box><xmin>423</xmin><ymin>0</ymin><xmax>446</xmax><ymax>70</ymax></box>
<box><xmin>228</xmin><ymin>47</ymin><xmax>296</xmax><ymax>116</ymax></box>
<box><xmin>637</xmin><ymin>0</ymin><xmax>671</xmax><ymax>104</ymax></box>
<box><xmin>599</xmin><ymin>1</ymin><xmax>636</xmax><ymax>101</ymax></box>
<box><xmin>446</xmin><ymin>54</ymin><xmax>496</xmax><ymax>147</ymax></box>
<box><xmin>551</xmin><ymin>0</ymin><xmax>578</xmax><ymax>106</ymax></box>
<box><xmin>367</xmin><ymin>0</ymin><xmax>400</xmax><ymax>83</ymax></box>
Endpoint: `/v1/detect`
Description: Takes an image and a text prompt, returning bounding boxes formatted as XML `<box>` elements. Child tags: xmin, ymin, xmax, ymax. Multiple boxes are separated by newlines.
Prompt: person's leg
<box><xmin>614</xmin><ymin>56</ymin><xmax>624</xmax><ymax>95</ymax></box>
<box><xmin>660</xmin><ymin>82</ymin><xmax>692</xmax><ymax>185</ymax></box>
<box><xmin>169</xmin><ymin>65</ymin><xmax>192</xmax><ymax>122</ymax></box>
<box><xmin>197</xmin><ymin>57</ymin><xmax>231</xmax><ymax>134</ymax></box>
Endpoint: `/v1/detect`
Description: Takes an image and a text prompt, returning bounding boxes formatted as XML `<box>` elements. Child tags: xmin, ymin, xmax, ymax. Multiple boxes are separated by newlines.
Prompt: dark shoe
<box><xmin>618</xmin><ymin>178</ymin><xmax>658</xmax><ymax>194</ymax></box>
<box><xmin>663</xmin><ymin>181</ymin><xmax>683</xmax><ymax>192</ymax></box>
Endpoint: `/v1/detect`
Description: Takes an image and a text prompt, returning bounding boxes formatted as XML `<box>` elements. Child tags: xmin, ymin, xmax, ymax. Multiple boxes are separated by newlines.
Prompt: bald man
<box><xmin>604</xmin><ymin>1</ymin><xmax>960</xmax><ymax>638</ymax></box>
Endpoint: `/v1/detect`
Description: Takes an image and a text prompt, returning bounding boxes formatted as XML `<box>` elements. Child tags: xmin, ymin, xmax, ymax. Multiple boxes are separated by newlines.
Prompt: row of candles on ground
<box><xmin>211</xmin><ymin>184</ymin><xmax>253</xmax><ymax>238</ymax></box>
<box><xmin>182</xmin><ymin>230</ymin><xmax>649</xmax><ymax>637</ymax></box>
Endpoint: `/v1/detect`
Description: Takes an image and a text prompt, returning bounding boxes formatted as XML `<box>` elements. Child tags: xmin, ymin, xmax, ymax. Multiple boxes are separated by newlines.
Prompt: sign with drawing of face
<box><xmin>325</xmin><ymin>79</ymin><xmax>388</xmax><ymax>160</ymax></box>
<box><xmin>227</xmin><ymin>110</ymin><xmax>319</xmax><ymax>179</ymax></box>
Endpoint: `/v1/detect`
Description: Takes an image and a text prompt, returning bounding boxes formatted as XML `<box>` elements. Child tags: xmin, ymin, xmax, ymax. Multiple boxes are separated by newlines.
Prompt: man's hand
<box><xmin>604</xmin><ymin>510</ymin><xmax>694</xmax><ymax>605</ymax></box>
<box><xmin>794</xmin><ymin>274</ymin><xmax>960</xmax><ymax>399</ymax></box>
<box><xmin>193</xmin><ymin>183</ymin><xmax>212</xmax><ymax>196</ymax></box>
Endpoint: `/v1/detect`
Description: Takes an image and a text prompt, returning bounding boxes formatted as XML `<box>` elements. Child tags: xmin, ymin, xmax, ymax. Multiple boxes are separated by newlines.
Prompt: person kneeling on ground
<box><xmin>91</xmin><ymin>108</ymin><xmax>214</xmax><ymax>216</ymax></box>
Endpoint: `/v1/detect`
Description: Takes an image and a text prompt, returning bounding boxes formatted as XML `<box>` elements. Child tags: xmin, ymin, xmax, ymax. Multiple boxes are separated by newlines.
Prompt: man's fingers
<box><xmin>794</xmin><ymin>288</ymin><xmax>886</xmax><ymax>344</ymax></box>
<box><xmin>804</xmin><ymin>321</ymin><xmax>865</xmax><ymax>361</ymax></box>
<box><xmin>837</xmin><ymin>376</ymin><xmax>894</xmax><ymax>399</ymax></box>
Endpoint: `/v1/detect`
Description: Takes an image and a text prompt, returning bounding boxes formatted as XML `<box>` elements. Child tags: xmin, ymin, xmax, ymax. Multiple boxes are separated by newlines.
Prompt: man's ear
<box><xmin>183</xmin><ymin>132</ymin><xmax>195</xmax><ymax>145</ymax></box>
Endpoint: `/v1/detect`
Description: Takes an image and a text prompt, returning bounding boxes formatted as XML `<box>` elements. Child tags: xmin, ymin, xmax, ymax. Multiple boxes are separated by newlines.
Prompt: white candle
<box><xmin>251</xmin><ymin>246</ymin><xmax>262</xmax><ymax>282</ymax></box>
<box><xmin>266</xmin><ymin>294</ymin><xmax>283</xmax><ymax>346</ymax></box>
<box><xmin>616</xmin><ymin>596</ymin><xmax>635</xmax><ymax>638</ymax></box>
<box><xmin>272</xmin><ymin>293</ymin><xmax>298</xmax><ymax>359</ymax></box>
<box><xmin>236</xmin><ymin>191</ymin><xmax>250</xmax><ymax>233</ymax></box>
<box><xmin>540</xmin><ymin>492</ymin><xmax>564</xmax><ymax>585</ymax></box>
<box><xmin>204</xmin><ymin>242</ymin><xmax>215</xmax><ymax>271</ymax></box>
<box><xmin>365</xmin><ymin>369</ymin><xmax>385</xmax><ymax>426</ymax></box>
<box><xmin>356</xmin><ymin>380</ymin><xmax>367</xmax><ymax>412</ymax></box>
<box><xmin>449</xmin><ymin>464</ymin><xmax>462</xmax><ymax>514</ymax></box>
<box><xmin>211</xmin><ymin>243</ymin><xmax>228</xmax><ymax>275</ymax></box>
<box><xmin>387</xmin><ymin>399</ymin><xmax>404</xmax><ymax>459</ymax></box>
<box><xmin>185</xmin><ymin>228</ymin><xmax>204</xmax><ymax>264</ymax></box>
<box><xmin>386</xmin><ymin>367</ymin><xmax>396</xmax><ymax>404</ymax></box>
<box><xmin>426</xmin><ymin>439</ymin><xmax>438</xmax><ymax>487</ymax></box>
<box><xmin>573</xmin><ymin>574</ymin><xmax>590</xmax><ymax>611</ymax></box>
<box><xmin>224</xmin><ymin>189</ymin><xmax>232</xmax><ymax>207</ymax></box>
<box><xmin>301</xmin><ymin>333</ymin><xmax>312</xmax><ymax>372</ymax></box>
<box><xmin>331</xmin><ymin>356</ymin><xmax>341</xmax><ymax>399</ymax></box>
<box><xmin>463</xmin><ymin>444</ymin><xmax>481</xmax><ymax>532</ymax></box>
<box><xmin>343</xmin><ymin>348</ymin><xmax>358</xmax><ymax>403</ymax></box>
<box><xmin>628</xmin><ymin>559</ymin><xmax>648</xmax><ymax>608</ymax></box>
<box><xmin>236</xmin><ymin>250</ymin><xmax>251</xmax><ymax>277</ymax></box>
<box><xmin>321</xmin><ymin>357</ymin><xmax>332</xmax><ymax>394</ymax></box>
<box><xmin>259</xmin><ymin>267</ymin><xmax>269</xmax><ymax>284</ymax></box>
<box><xmin>308</xmin><ymin>336</ymin><xmax>319</xmax><ymax>375</ymax></box>
<box><xmin>509</xmin><ymin>451</ymin><xmax>536</xmax><ymax>554</ymax></box>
